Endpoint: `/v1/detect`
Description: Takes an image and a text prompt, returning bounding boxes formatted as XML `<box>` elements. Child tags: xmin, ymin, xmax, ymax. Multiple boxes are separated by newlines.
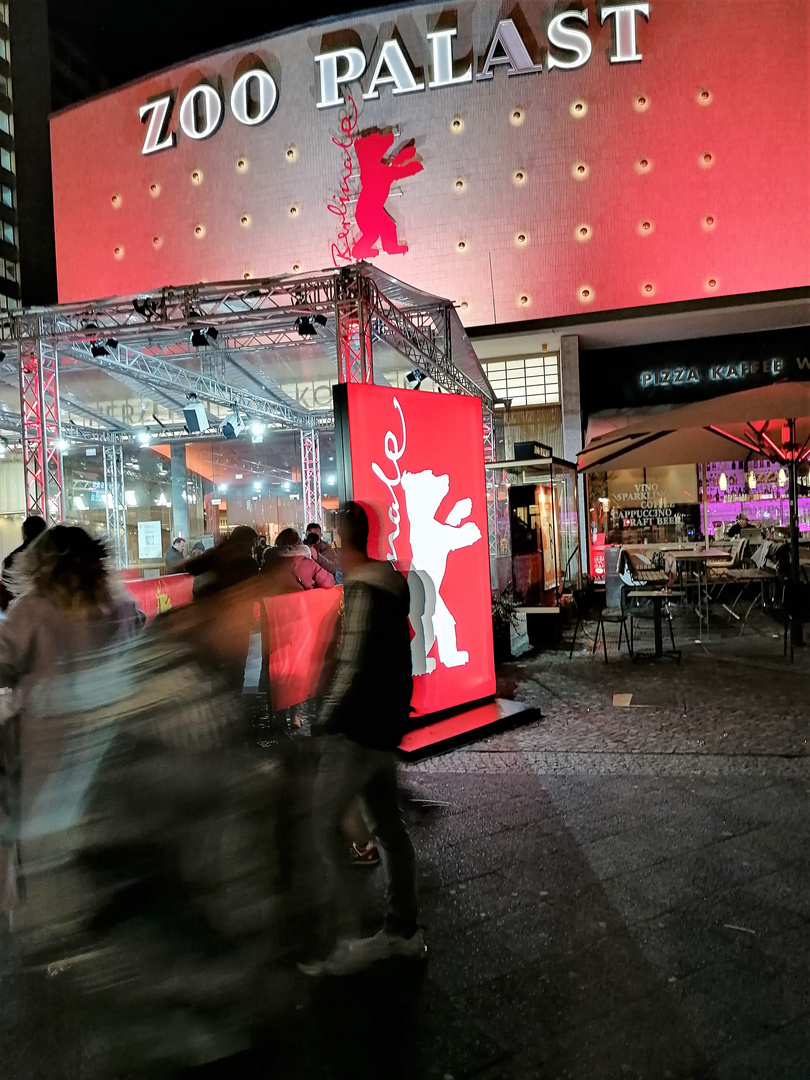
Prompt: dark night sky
<box><xmin>48</xmin><ymin>0</ymin><xmax>410</xmax><ymax>91</ymax></box>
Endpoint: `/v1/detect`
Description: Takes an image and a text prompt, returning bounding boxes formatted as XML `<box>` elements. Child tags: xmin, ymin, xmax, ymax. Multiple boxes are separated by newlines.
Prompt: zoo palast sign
<box><xmin>139</xmin><ymin>5</ymin><xmax>650</xmax><ymax>154</ymax></box>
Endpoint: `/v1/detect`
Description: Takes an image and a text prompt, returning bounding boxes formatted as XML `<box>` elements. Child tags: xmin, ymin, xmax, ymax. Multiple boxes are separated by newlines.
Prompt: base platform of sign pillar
<box><xmin>398</xmin><ymin>698</ymin><xmax>540</xmax><ymax>761</ymax></box>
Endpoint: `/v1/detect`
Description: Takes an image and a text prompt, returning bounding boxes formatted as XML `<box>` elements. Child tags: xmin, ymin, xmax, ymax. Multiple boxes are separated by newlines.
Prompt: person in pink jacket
<box><xmin>267</xmin><ymin>528</ymin><xmax>335</xmax><ymax>589</ymax></box>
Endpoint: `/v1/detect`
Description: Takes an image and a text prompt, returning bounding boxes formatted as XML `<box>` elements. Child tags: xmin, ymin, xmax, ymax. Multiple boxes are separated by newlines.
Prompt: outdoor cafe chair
<box><xmin>592</xmin><ymin>585</ymin><xmax>633</xmax><ymax>663</ymax></box>
<box><xmin>569</xmin><ymin>584</ymin><xmax>633</xmax><ymax>662</ymax></box>
<box><xmin>706</xmin><ymin>537</ymin><xmax>748</xmax><ymax>578</ymax></box>
<box><xmin>618</xmin><ymin>549</ymin><xmax>669</xmax><ymax>589</ymax></box>
<box><xmin>712</xmin><ymin>539</ymin><xmax>780</xmax><ymax>631</ymax></box>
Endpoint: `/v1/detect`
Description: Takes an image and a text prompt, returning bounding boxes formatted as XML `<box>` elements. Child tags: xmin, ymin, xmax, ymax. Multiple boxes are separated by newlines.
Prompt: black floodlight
<box><xmin>406</xmin><ymin>369</ymin><xmax>426</xmax><ymax>388</ymax></box>
<box><xmin>313</xmin><ymin>313</ymin><xmax>328</xmax><ymax>327</ymax></box>
<box><xmin>190</xmin><ymin>326</ymin><xmax>219</xmax><ymax>347</ymax></box>
<box><xmin>106</xmin><ymin>337</ymin><xmax>119</xmax><ymax>350</ymax></box>
<box><xmin>295</xmin><ymin>315</ymin><xmax>317</xmax><ymax>337</ymax></box>
<box><xmin>0</xmin><ymin>351</ymin><xmax>6</xmax><ymax>363</ymax></box>
<box><xmin>132</xmin><ymin>297</ymin><xmax>158</xmax><ymax>319</ymax></box>
<box><xmin>91</xmin><ymin>342</ymin><xmax>109</xmax><ymax>358</ymax></box>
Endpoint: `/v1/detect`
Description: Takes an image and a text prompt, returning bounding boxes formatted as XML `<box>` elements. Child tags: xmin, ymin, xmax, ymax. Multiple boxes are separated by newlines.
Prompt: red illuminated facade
<box><xmin>49</xmin><ymin>0</ymin><xmax>810</xmax><ymax>321</ymax></box>
<box><xmin>43</xmin><ymin>0</ymin><xmax>810</xmax><ymax>591</ymax></box>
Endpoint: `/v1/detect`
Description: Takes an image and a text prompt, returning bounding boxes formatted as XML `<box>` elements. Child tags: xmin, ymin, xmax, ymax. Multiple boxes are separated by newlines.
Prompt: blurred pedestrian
<box><xmin>0</xmin><ymin>515</ymin><xmax>47</xmax><ymax>612</ymax></box>
<box><xmin>273</xmin><ymin>527</ymin><xmax>335</xmax><ymax>589</ymax></box>
<box><xmin>305</xmin><ymin>521</ymin><xmax>338</xmax><ymax>576</ymax></box>
<box><xmin>0</xmin><ymin>525</ymin><xmax>139</xmax><ymax>927</ymax></box>
<box><xmin>165</xmin><ymin>535</ymin><xmax>186</xmax><ymax>572</ymax></box>
<box><xmin>302</xmin><ymin>502</ymin><xmax>423</xmax><ymax>976</ymax></box>
<box><xmin>186</xmin><ymin>526</ymin><xmax>260</xmax><ymax>696</ymax></box>
<box><xmin>3</xmin><ymin>579</ymin><xmax>303</xmax><ymax>1076</ymax></box>
<box><xmin>189</xmin><ymin>525</ymin><xmax>258</xmax><ymax>599</ymax></box>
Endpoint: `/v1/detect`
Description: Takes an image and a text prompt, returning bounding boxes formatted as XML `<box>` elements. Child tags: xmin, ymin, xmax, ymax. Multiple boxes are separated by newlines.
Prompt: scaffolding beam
<box><xmin>300</xmin><ymin>427</ymin><xmax>322</xmax><ymax>528</ymax></box>
<box><xmin>19</xmin><ymin>334</ymin><xmax>63</xmax><ymax>522</ymax></box>
<box><xmin>336</xmin><ymin>267</ymin><xmax>373</xmax><ymax>384</ymax></box>
<box><xmin>103</xmin><ymin>443</ymin><xmax>128</xmax><ymax>568</ymax></box>
<box><xmin>483</xmin><ymin>409</ymin><xmax>498</xmax><ymax>560</ymax></box>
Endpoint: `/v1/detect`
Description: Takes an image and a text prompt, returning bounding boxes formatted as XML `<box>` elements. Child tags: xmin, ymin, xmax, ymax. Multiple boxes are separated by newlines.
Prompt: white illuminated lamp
<box><xmin>778</xmin><ymin>466</ymin><xmax>788</xmax><ymax>488</ymax></box>
<box><xmin>748</xmin><ymin>471</ymin><xmax>757</xmax><ymax>491</ymax></box>
<box><xmin>138</xmin><ymin>431</ymin><xmax>151</xmax><ymax>445</ymax></box>
<box><xmin>125</xmin><ymin>490</ymin><xmax>137</xmax><ymax>507</ymax></box>
<box><xmin>718</xmin><ymin>472</ymin><xmax>727</xmax><ymax>491</ymax></box>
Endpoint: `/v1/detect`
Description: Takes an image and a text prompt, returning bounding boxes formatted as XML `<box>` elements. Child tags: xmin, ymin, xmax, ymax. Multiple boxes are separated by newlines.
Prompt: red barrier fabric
<box><xmin>264</xmin><ymin>587</ymin><xmax>343</xmax><ymax>711</ymax></box>
<box><xmin>125</xmin><ymin>574</ymin><xmax>194</xmax><ymax>621</ymax></box>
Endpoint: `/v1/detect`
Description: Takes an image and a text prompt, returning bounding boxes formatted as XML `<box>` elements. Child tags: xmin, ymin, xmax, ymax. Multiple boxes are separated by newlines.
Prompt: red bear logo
<box><xmin>351</xmin><ymin>131</ymin><xmax>423</xmax><ymax>259</ymax></box>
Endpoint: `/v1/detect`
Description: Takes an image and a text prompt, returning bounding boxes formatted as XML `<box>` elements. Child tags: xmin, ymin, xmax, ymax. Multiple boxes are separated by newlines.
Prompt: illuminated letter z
<box><xmin>140</xmin><ymin>94</ymin><xmax>176</xmax><ymax>155</ymax></box>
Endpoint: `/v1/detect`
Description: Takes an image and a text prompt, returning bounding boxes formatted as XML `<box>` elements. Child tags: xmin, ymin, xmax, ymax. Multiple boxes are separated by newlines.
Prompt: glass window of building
<box><xmin>1</xmin><ymin>185</ymin><xmax>12</xmax><ymax>207</ymax></box>
<box><xmin>3</xmin><ymin>259</ymin><xmax>14</xmax><ymax>280</ymax></box>
<box><xmin>0</xmin><ymin>39</ymin><xmax>7</xmax><ymax>63</ymax></box>
<box><xmin>483</xmin><ymin>355</ymin><xmax>560</xmax><ymax>406</ymax></box>
<box><xmin>0</xmin><ymin>147</ymin><xmax>12</xmax><ymax>173</ymax></box>
<box><xmin>0</xmin><ymin>112</ymin><xmax>10</xmax><ymax>136</ymax></box>
<box><xmin>2</xmin><ymin>221</ymin><xmax>13</xmax><ymax>244</ymax></box>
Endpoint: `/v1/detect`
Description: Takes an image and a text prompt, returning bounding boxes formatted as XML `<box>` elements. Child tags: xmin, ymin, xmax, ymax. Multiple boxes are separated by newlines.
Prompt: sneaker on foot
<box><xmin>349</xmin><ymin>842</ymin><xmax>380</xmax><ymax>866</ymax></box>
<box><xmin>298</xmin><ymin>929</ymin><xmax>426</xmax><ymax>977</ymax></box>
<box><xmin>380</xmin><ymin>928</ymin><xmax>428</xmax><ymax>960</ymax></box>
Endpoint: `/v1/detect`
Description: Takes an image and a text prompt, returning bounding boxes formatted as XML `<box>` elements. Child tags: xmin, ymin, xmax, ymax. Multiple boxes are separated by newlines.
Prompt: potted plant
<box><xmin>491</xmin><ymin>586</ymin><xmax>519</xmax><ymax>663</ymax></box>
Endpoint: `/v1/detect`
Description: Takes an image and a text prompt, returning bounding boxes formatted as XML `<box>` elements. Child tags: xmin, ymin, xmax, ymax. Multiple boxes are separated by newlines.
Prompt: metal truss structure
<box><xmin>19</xmin><ymin>339</ymin><xmax>63</xmax><ymax>522</ymax></box>
<box><xmin>300</xmin><ymin>427</ymin><xmax>322</xmax><ymax>527</ymax></box>
<box><xmin>482</xmin><ymin>409</ymin><xmax>498</xmax><ymax>560</ymax></box>
<box><xmin>1</xmin><ymin>266</ymin><xmax>492</xmax><ymax>540</ymax></box>
<box><xmin>103</xmin><ymin>443</ymin><xmax>127</xmax><ymax>567</ymax></box>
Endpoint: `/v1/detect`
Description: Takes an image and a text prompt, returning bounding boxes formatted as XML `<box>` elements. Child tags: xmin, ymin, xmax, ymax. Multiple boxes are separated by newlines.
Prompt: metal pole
<box><xmin>788</xmin><ymin>418</ymin><xmax>803</xmax><ymax>652</ymax></box>
<box><xmin>700</xmin><ymin>462</ymin><xmax>709</xmax><ymax>549</ymax></box>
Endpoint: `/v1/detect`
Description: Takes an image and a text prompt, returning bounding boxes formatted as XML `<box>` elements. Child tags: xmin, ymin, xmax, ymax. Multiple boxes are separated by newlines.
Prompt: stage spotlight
<box><xmin>106</xmin><ymin>337</ymin><xmax>119</xmax><ymax>350</ymax></box>
<box><xmin>295</xmin><ymin>316</ymin><xmax>317</xmax><ymax>337</ymax></box>
<box><xmin>132</xmin><ymin>297</ymin><xmax>157</xmax><ymax>319</ymax></box>
<box><xmin>221</xmin><ymin>411</ymin><xmax>245</xmax><ymax>440</ymax></box>
<box><xmin>91</xmin><ymin>342</ymin><xmax>109</xmax><ymax>357</ymax></box>
<box><xmin>190</xmin><ymin>326</ymin><xmax>219</xmax><ymax>347</ymax></box>
<box><xmin>0</xmin><ymin>352</ymin><xmax>6</xmax><ymax>363</ymax></box>
<box><xmin>183</xmin><ymin>402</ymin><xmax>210</xmax><ymax>433</ymax></box>
<box><xmin>406</xmin><ymin>369</ymin><xmax>426</xmax><ymax>388</ymax></box>
<box><xmin>313</xmin><ymin>313</ymin><xmax>328</xmax><ymax>327</ymax></box>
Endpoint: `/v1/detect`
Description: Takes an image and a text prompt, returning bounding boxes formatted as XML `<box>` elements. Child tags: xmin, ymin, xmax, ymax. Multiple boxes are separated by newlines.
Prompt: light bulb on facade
<box><xmin>718</xmin><ymin>472</ymin><xmax>727</xmax><ymax>491</ymax></box>
<box><xmin>748</xmin><ymin>471</ymin><xmax>757</xmax><ymax>491</ymax></box>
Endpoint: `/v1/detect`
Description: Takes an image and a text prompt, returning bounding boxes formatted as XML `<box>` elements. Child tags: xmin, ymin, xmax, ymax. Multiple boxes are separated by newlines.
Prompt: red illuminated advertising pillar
<box><xmin>334</xmin><ymin>382</ymin><xmax>496</xmax><ymax>719</ymax></box>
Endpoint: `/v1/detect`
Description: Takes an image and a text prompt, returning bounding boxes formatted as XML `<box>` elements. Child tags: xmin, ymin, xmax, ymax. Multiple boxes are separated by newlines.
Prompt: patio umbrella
<box><xmin>578</xmin><ymin>382</ymin><xmax>810</xmax><ymax>473</ymax></box>
<box><xmin>577</xmin><ymin>381</ymin><xmax>810</xmax><ymax>651</ymax></box>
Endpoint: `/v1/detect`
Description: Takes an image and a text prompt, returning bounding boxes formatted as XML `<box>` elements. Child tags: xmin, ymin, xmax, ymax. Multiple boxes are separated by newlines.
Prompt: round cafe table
<box><xmin>628</xmin><ymin>589</ymin><xmax>682</xmax><ymax>661</ymax></box>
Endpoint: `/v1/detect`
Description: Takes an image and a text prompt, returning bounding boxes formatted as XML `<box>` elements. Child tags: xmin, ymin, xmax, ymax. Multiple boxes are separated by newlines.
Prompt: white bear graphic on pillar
<box><xmin>400</xmin><ymin>469</ymin><xmax>482</xmax><ymax>674</ymax></box>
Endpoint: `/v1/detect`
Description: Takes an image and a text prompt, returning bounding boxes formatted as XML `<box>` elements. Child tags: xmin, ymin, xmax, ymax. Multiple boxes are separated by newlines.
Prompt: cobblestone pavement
<box><xmin>399</xmin><ymin>617</ymin><xmax>810</xmax><ymax>1080</ymax></box>
<box><xmin>1</xmin><ymin>615</ymin><xmax>808</xmax><ymax>1079</ymax></box>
